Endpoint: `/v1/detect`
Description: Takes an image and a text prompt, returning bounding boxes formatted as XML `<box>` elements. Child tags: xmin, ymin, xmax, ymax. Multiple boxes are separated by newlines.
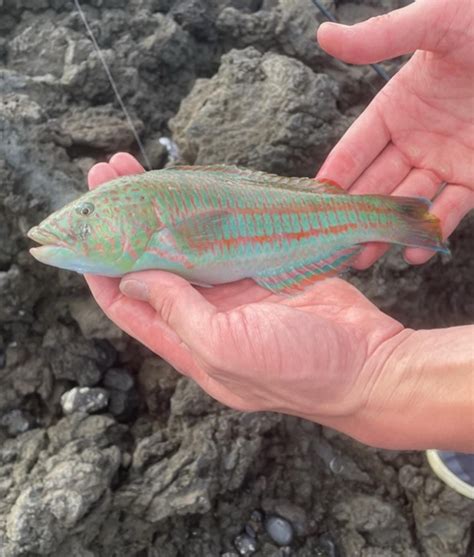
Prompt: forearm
<box><xmin>350</xmin><ymin>326</ymin><xmax>474</xmax><ymax>451</ymax></box>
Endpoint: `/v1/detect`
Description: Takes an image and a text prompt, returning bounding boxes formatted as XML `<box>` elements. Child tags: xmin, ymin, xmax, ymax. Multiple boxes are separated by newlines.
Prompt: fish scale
<box><xmin>28</xmin><ymin>165</ymin><xmax>449</xmax><ymax>295</ymax></box>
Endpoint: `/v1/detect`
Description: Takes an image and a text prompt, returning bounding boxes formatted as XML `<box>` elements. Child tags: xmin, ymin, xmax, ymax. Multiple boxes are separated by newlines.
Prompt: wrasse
<box><xmin>28</xmin><ymin>165</ymin><xmax>448</xmax><ymax>295</ymax></box>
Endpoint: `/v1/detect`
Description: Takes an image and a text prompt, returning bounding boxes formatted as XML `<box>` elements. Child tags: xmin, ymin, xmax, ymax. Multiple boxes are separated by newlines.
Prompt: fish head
<box><xmin>28</xmin><ymin>186</ymin><xmax>153</xmax><ymax>276</ymax></box>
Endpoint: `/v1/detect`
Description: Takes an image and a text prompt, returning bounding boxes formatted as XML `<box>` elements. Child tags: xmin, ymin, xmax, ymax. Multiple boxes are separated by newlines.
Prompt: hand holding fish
<box><xmin>85</xmin><ymin>154</ymin><xmax>473</xmax><ymax>452</ymax></box>
<box><xmin>317</xmin><ymin>0</ymin><xmax>474</xmax><ymax>268</ymax></box>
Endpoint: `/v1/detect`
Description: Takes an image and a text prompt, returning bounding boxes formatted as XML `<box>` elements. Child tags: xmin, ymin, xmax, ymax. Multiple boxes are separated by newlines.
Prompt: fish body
<box><xmin>28</xmin><ymin>165</ymin><xmax>448</xmax><ymax>294</ymax></box>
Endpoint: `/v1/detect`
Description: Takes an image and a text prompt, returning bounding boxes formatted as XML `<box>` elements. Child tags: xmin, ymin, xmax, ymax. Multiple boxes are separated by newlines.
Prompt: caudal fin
<box><xmin>369</xmin><ymin>195</ymin><xmax>449</xmax><ymax>254</ymax></box>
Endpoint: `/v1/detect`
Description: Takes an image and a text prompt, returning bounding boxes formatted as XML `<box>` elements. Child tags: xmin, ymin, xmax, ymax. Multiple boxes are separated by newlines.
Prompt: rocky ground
<box><xmin>0</xmin><ymin>1</ymin><xmax>473</xmax><ymax>556</ymax></box>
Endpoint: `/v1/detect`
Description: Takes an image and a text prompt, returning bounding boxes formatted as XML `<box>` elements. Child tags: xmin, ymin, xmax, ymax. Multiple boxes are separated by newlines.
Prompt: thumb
<box><xmin>120</xmin><ymin>271</ymin><xmax>217</xmax><ymax>352</ymax></box>
<box><xmin>317</xmin><ymin>1</ymin><xmax>443</xmax><ymax>64</ymax></box>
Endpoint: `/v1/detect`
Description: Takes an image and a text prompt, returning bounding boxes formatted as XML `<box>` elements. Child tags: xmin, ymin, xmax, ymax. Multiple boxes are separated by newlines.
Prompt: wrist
<box><xmin>346</xmin><ymin>326</ymin><xmax>474</xmax><ymax>450</ymax></box>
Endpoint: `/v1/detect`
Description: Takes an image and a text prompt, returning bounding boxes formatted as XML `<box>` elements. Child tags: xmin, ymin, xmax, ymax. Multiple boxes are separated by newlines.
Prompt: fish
<box><xmin>27</xmin><ymin>165</ymin><xmax>449</xmax><ymax>295</ymax></box>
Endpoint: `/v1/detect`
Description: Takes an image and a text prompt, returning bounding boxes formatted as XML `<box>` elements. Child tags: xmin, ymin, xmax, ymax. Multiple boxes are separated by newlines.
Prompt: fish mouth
<box><xmin>28</xmin><ymin>225</ymin><xmax>79</xmax><ymax>270</ymax></box>
<box><xmin>27</xmin><ymin>225</ymin><xmax>65</xmax><ymax>246</ymax></box>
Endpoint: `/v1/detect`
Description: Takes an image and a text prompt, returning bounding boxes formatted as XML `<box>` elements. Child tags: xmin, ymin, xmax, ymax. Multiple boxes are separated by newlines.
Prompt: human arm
<box><xmin>342</xmin><ymin>326</ymin><xmax>474</xmax><ymax>451</ymax></box>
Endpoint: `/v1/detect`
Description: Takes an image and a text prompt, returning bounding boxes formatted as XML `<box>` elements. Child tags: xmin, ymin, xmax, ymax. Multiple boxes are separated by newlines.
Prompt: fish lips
<box><xmin>28</xmin><ymin>225</ymin><xmax>78</xmax><ymax>270</ymax></box>
<box><xmin>28</xmin><ymin>225</ymin><xmax>66</xmax><ymax>246</ymax></box>
<box><xmin>27</xmin><ymin>225</ymin><xmax>120</xmax><ymax>276</ymax></box>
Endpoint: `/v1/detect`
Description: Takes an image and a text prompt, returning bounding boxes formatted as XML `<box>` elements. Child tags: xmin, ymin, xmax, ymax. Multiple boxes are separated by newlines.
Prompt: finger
<box><xmin>118</xmin><ymin>271</ymin><xmax>263</xmax><ymax>412</ymax></box>
<box><xmin>316</xmin><ymin>100</ymin><xmax>390</xmax><ymax>189</ymax></box>
<box><xmin>317</xmin><ymin>1</ymin><xmax>441</xmax><ymax>64</ymax></box>
<box><xmin>405</xmin><ymin>184</ymin><xmax>474</xmax><ymax>264</ymax></box>
<box><xmin>88</xmin><ymin>163</ymin><xmax>118</xmax><ymax>190</ymax></box>
<box><xmin>349</xmin><ymin>143</ymin><xmax>411</xmax><ymax>195</ymax></box>
<box><xmin>352</xmin><ymin>244</ymin><xmax>389</xmax><ymax>271</ymax></box>
<box><xmin>351</xmin><ymin>168</ymin><xmax>442</xmax><ymax>269</ymax></box>
<box><xmin>109</xmin><ymin>152</ymin><xmax>145</xmax><ymax>176</ymax></box>
<box><xmin>85</xmin><ymin>273</ymin><xmax>199</xmax><ymax>376</ymax></box>
<box><xmin>391</xmin><ymin>168</ymin><xmax>442</xmax><ymax>199</ymax></box>
<box><xmin>120</xmin><ymin>271</ymin><xmax>218</xmax><ymax>357</ymax></box>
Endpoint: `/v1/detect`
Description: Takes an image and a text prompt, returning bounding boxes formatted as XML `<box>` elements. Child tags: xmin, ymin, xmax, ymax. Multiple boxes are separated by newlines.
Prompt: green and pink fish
<box><xmin>28</xmin><ymin>165</ymin><xmax>448</xmax><ymax>295</ymax></box>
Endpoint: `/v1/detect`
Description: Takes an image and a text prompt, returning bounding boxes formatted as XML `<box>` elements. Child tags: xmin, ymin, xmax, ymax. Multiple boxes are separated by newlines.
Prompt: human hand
<box><xmin>85</xmin><ymin>153</ymin><xmax>408</xmax><ymax>447</ymax></box>
<box><xmin>317</xmin><ymin>0</ymin><xmax>474</xmax><ymax>268</ymax></box>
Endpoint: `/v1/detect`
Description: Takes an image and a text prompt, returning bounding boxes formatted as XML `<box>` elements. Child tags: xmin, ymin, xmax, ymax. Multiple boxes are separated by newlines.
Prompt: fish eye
<box><xmin>75</xmin><ymin>202</ymin><xmax>95</xmax><ymax>217</ymax></box>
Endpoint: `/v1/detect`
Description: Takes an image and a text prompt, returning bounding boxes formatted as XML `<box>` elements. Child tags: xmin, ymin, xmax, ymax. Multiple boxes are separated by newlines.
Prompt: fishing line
<box><xmin>72</xmin><ymin>0</ymin><xmax>389</xmax><ymax>172</ymax></box>
<box><xmin>311</xmin><ymin>0</ymin><xmax>391</xmax><ymax>83</ymax></box>
<box><xmin>72</xmin><ymin>0</ymin><xmax>152</xmax><ymax>170</ymax></box>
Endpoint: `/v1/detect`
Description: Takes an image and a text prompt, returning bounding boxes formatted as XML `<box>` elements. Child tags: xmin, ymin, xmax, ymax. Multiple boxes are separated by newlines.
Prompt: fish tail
<box><xmin>369</xmin><ymin>195</ymin><xmax>449</xmax><ymax>254</ymax></box>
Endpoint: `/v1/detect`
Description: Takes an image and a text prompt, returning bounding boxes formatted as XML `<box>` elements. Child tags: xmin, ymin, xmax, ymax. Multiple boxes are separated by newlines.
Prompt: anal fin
<box><xmin>254</xmin><ymin>246</ymin><xmax>361</xmax><ymax>295</ymax></box>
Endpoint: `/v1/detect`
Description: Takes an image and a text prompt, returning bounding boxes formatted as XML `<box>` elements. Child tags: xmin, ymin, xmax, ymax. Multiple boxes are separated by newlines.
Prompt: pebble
<box><xmin>104</xmin><ymin>369</ymin><xmax>139</xmax><ymax>421</ymax></box>
<box><xmin>318</xmin><ymin>533</ymin><xmax>339</xmax><ymax>557</ymax></box>
<box><xmin>234</xmin><ymin>533</ymin><xmax>258</xmax><ymax>555</ymax></box>
<box><xmin>245</xmin><ymin>524</ymin><xmax>257</xmax><ymax>539</ymax></box>
<box><xmin>272</xmin><ymin>502</ymin><xmax>307</xmax><ymax>536</ymax></box>
<box><xmin>244</xmin><ymin>509</ymin><xmax>263</xmax><ymax>537</ymax></box>
<box><xmin>103</xmin><ymin>368</ymin><xmax>134</xmax><ymax>392</ymax></box>
<box><xmin>60</xmin><ymin>387</ymin><xmax>109</xmax><ymax>415</ymax></box>
<box><xmin>0</xmin><ymin>409</ymin><xmax>35</xmax><ymax>436</ymax></box>
<box><xmin>264</xmin><ymin>516</ymin><xmax>294</xmax><ymax>546</ymax></box>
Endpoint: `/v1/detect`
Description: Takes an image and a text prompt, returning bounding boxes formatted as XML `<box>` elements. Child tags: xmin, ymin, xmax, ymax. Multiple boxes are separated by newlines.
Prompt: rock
<box><xmin>234</xmin><ymin>532</ymin><xmax>258</xmax><ymax>555</ymax></box>
<box><xmin>42</xmin><ymin>324</ymin><xmax>115</xmax><ymax>386</ymax></box>
<box><xmin>264</xmin><ymin>516</ymin><xmax>294</xmax><ymax>546</ymax></box>
<box><xmin>275</xmin><ymin>0</ymin><xmax>335</xmax><ymax>69</ymax></box>
<box><xmin>0</xmin><ymin>409</ymin><xmax>36</xmax><ymax>437</ymax></box>
<box><xmin>269</xmin><ymin>501</ymin><xmax>307</xmax><ymax>536</ymax></box>
<box><xmin>317</xmin><ymin>533</ymin><xmax>340</xmax><ymax>557</ymax></box>
<box><xmin>2</xmin><ymin>414</ymin><xmax>122</xmax><ymax>555</ymax></box>
<box><xmin>245</xmin><ymin>509</ymin><xmax>264</xmax><ymax>537</ymax></box>
<box><xmin>103</xmin><ymin>368</ymin><xmax>139</xmax><ymax>421</ymax></box>
<box><xmin>170</xmin><ymin>377</ymin><xmax>222</xmax><ymax>417</ymax></box>
<box><xmin>68</xmin><ymin>296</ymin><xmax>125</xmax><ymax>348</ymax></box>
<box><xmin>61</xmin><ymin>387</ymin><xmax>109</xmax><ymax>415</ymax></box>
<box><xmin>170</xmin><ymin>47</ymin><xmax>349</xmax><ymax>176</ymax></box>
<box><xmin>413</xmin><ymin>490</ymin><xmax>474</xmax><ymax>557</ymax></box>
<box><xmin>74</xmin><ymin>156</ymin><xmax>97</xmax><ymax>178</ymax></box>
<box><xmin>8</xmin><ymin>21</ymin><xmax>74</xmax><ymax>79</ymax></box>
<box><xmin>60</xmin><ymin>105</ymin><xmax>144</xmax><ymax>151</ymax></box>
<box><xmin>103</xmin><ymin>368</ymin><xmax>135</xmax><ymax>392</ymax></box>
<box><xmin>137</xmin><ymin>357</ymin><xmax>179</xmax><ymax>415</ymax></box>
<box><xmin>313</xmin><ymin>437</ymin><xmax>372</xmax><ymax>484</ymax></box>
<box><xmin>0</xmin><ymin>265</ymin><xmax>42</xmax><ymax>323</ymax></box>
<box><xmin>170</xmin><ymin>0</ymin><xmax>220</xmax><ymax>40</ymax></box>
<box><xmin>398</xmin><ymin>464</ymin><xmax>424</xmax><ymax>494</ymax></box>
<box><xmin>114</xmin><ymin>418</ymin><xmax>219</xmax><ymax>522</ymax></box>
<box><xmin>131</xmin><ymin>431</ymin><xmax>179</xmax><ymax>472</ymax></box>
<box><xmin>217</xmin><ymin>7</ymin><xmax>280</xmax><ymax>50</ymax></box>
<box><xmin>0</xmin><ymin>88</ymin><xmax>82</xmax><ymax>211</ymax></box>
<box><xmin>333</xmin><ymin>494</ymin><xmax>413</xmax><ymax>549</ymax></box>
<box><xmin>137</xmin><ymin>13</ymin><xmax>193</xmax><ymax>71</ymax></box>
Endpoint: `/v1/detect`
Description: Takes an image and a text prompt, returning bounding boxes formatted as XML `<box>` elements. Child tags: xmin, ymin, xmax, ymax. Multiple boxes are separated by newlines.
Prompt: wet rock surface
<box><xmin>0</xmin><ymin>0</ymin><xmax>473</xmax><ymax>556</ymax></box>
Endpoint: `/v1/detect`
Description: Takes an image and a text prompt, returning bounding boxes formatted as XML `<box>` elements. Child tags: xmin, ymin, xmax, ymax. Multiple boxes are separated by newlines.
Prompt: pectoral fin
<box><xmin>254</xmin><ymin>246</ymin><xmax>361</xmax><ymax>295</ymax></box>
<box><xmin>171</xmin><ymin>210</ymin><xmax>234</xmax><ymax>245</ymax></box>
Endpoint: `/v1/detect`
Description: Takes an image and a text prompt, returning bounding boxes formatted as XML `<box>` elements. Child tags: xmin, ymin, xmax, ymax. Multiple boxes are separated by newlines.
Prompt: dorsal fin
<box><xmin>166</xmin><ymin>165</ymin><xmax>345</xmax><ymax>194</ymax></box>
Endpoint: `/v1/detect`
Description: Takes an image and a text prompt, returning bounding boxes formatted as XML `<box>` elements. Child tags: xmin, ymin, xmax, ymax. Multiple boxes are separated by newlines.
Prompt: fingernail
<box><xmin>120</xmin><ymin>279</ymin><xmax>149</xmax><ymax>301</ymax></box>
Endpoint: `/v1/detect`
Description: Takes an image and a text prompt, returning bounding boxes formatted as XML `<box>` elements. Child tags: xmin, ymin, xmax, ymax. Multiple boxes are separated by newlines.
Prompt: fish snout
<box><xmin>27</xmin><ymin>225</ymin><xmax>68</xmax><ymax>246</ymax></box>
